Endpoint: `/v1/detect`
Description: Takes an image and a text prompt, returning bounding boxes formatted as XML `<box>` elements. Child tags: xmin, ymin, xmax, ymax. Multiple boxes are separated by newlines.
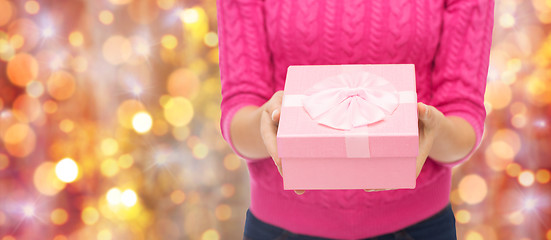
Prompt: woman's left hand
<box><xmin>365</xmin><ymin>102</ymin><xmax>445</xmax><ymax>192</ymax></box>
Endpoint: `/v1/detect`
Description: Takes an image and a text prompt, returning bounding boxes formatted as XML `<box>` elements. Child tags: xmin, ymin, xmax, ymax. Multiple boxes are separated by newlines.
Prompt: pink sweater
<box><xmin>217</xmin><ymin>0</ymin><xmax>494</xmax><ymax>239</ymax></box>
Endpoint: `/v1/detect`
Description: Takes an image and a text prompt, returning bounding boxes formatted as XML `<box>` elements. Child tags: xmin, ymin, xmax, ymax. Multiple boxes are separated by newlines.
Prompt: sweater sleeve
<box><xmin>217</xmin><ymin>0</ymin><xmax>274</xmax><ymax>160</ymax></box>
<box><xmin>429</xmin><ymin>0</ymin><xmax>494</xmax><ymax>168</ymax></box>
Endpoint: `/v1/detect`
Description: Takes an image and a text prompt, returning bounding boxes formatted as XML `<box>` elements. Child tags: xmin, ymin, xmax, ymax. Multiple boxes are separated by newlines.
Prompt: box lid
<box><xmin>277</xmin><ymin>64</ymin><xmax>419</xmax><ymax>159</ymax></box>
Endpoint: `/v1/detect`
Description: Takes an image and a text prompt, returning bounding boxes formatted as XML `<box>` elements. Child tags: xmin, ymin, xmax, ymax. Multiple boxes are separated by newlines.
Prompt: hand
<box><xmin>260</xmin><ymin>91</ymin><xmax>305</xmax><ymax>195</ymax></box>
<box><xmin>416</xmin><ymin>102</ymin><xmax>445</xmax><ymax>176</ymax></box>
<box><xmin>365</xmin><ymin>102</ymin><xmax>445</xmax><ymax>192</ymax></box>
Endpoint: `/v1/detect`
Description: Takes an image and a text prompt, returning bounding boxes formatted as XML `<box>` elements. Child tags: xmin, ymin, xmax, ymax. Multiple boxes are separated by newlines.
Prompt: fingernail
<box><xmin>271</xmin><ymin>109</ymin><xmax>279</xmax><ymax>121</ymax></box>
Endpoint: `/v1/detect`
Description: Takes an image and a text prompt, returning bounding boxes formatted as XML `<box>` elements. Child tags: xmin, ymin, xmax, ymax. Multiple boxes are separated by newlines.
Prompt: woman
<box><xmin>217</xmin><ymin>0</ymin><xmax>494</xmax><ymax>239</ymax></box>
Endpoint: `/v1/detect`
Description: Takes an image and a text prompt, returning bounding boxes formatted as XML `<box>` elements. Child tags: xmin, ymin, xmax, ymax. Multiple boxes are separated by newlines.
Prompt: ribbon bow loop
<box><xmin>302</xmin><ymin>72</ymin><xmax>399</xmax><ymax>130</ymax></box>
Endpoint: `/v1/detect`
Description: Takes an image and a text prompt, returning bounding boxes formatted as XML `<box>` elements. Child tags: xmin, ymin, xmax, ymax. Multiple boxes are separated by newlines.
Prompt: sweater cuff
<box><xmin>432</xmin><ymin>110</ymin><xmax>485</xmax><ymax>168</ymax></box>
<box><xmin>220</xmin><ymin>94</ymin><xmax>268</xmax><ymax>161</ymax></box>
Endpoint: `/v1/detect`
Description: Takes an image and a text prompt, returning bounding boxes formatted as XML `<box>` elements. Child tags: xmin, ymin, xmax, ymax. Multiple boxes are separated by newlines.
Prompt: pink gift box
<box><xmin>277</xmin><ymin>64</ymin><xmax>419</xmax><ymax>190</ymax></box>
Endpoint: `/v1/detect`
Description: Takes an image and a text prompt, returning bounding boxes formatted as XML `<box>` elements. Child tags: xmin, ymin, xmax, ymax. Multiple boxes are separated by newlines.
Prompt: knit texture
<box><xmin>217</xmin><ymin>0</ymin><xmax>494</xmax><ymax>238</ymax></box>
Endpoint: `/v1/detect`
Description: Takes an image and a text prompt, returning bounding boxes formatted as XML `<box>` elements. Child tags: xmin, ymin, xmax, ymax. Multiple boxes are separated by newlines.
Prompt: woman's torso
<box><xmin>246</xmin><ymin>0</ymin><xmax>453</xmax><ymax>238</ymax></box>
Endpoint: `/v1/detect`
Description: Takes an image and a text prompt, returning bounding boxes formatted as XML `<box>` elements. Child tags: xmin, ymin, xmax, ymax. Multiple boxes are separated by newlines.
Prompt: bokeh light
<box><xmin>121</xmin><ymin>189</ymin><xmax>138</xmax><ymax>207</ymax></box>
<box><xmin>106</xmin><ymin>188</ymin><xmax>122</xmax><ymax>205</ymax></box>
<box><xmin>518</xmin><ymin>170</ymin><xmax>535</xmax><ymax>187</ymax></box>
<box><xmin>163</xmin><ymin>97</ymin><xmax>194</xmax><ymax>127</ymax></box>
<box><xmin>132</xmin><ymin>111</ymin><xmax>153</xmax><ymax>134</ymax></box>
<box><xmin>102</xmin><ymin>35</ymin><xmax>132</xmax><ymax>65</ymax></box>
<box><xmin>69</xmin><ymin>31</ymin><xmax>84</xmax><ymax>47</ymax></box>
<box><xmin>0</xmin><ymin>154</ymin><xmax>9</xmax><ymax>170</ymax></box>
<box><xmin>180</xmin><ymin>8</ymin><xmax>199</xmax><ymax>24</ymax></box>
<box><xmin>34</xmin><ymin>161</ymin><xmax>66</xmax><ymax>195</ymax></box>
<box><xmin>455</xmin><ymin>210</ymin><xmax>471</xmax><ymax>224</ymax></box>
<box><xmin>536</xmin><ymin>169</ymin><xmax>550</xmax><ymax>184</ymax></box>
<box><xmin>161</xmin><ymin>34</ymin><xmax>178</xmax><ymax>50</ymax></box>
<box><xmin>458</xmin><ymin>174</ymin><xmax>488</xmax><ymax>205</ymax></box>
<box><xmin>99</xmin><ymin>10</ymin><xmax>114</xmax><ymax>25</ymax></box>
<box><xmin>0</xmin><ymin>0</ymin><xmax>14</xmax><ymax>27</ymax></box>
<box><xmin>24</xmin><ymin>1</ymin><xmax>40</xmax><ymax>15</ymax></box>
<box><xmin>81</xmin><ymin>207</ymin><xmax>100</xmax><ymax>225</ymax></box>
<box><xmin>55</xmin><ymin>158</ymin><xmax>79</xmax><ymax>183</ymax></box>
<box><xmin>50</xmin><ymin>208</ymin><xmax>69</xmax><ymax>225</ymax></box>
<box><xmin>201</xmin><ymin>229</ymin><xmax>220</xmax><ymax>240</ymax></box>
<box><xmin>7</xmin><ymin>53</ymin><xmax>38</xmax><ymax>87</ymax></box>
<box><xmin>101</xmin><ymin>138</ymin><xmax>119</xmax><ymax>156</ymax></box>
<box><xmin>47</xmin><ymin>71</ymin><xmax>76</xmax><ymax>101</ymax></box>
<box><xmin>100</xmin><ymin>158</ymin><xmax>119</xmax><ymax>177</ymax></box>
<box><xmin>3</xmin><ymin>122</ymin><xmax>36</xmax><ymax>157</ymax></box>
<box><xmin>167</xmin><ymin>68</ymin><xmax>200</xmax><ymax>99</ymax></box>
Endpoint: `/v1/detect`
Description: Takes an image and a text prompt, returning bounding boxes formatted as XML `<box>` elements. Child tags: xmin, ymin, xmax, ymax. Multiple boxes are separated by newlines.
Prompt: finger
<box><xmin>294</xmin><ymin>190</ymin><xmax>305</xmax><ymax>195</ymax></box>
<box><xmin>364</xmin><ymin>188</ymin><xmax>395</xmax><ymax>192</ymax></box>
<box><xmin>266</xmin><ymin>93</ymin><xmax>283</xmax><ymax>124</ymax></box>
<box><xmin>418</xmin><ymin>102</ymin><xmax>441</xmax><ymax>130</ymax></box>
<box><xmin>260</xmin><ymin>111</ymin><xmax>282</xmax><ymax>175</ymax></box>
<box><xmin>271</xmin><ymin>108</ymin><xmax>281</xmax><ymax>124</ymax></box>
<box><xmin>417</xmin><ymin>102</ymin><xmax>429</xmax><ymax>121</ymax></box>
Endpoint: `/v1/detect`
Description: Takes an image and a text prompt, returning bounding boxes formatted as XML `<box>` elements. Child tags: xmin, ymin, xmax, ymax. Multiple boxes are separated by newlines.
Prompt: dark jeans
<box><xmin>244</xmin><ymin>204</ymin><xmax>457</xmax><ymax>240</ymax></box>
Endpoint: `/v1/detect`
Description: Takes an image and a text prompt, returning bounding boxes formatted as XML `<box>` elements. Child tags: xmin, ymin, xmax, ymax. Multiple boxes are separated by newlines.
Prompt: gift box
<box><xmin>276</xmin><ymin>64</ymin><xmax>419</xmax><ymax>190</ymax></box>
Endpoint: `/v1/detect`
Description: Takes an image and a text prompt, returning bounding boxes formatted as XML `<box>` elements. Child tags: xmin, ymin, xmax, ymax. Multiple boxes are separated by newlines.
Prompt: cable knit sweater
<box><xmin>216</xmin><ymin>0</ymin><xmax>494</xmax><ymax>239</ymax></box>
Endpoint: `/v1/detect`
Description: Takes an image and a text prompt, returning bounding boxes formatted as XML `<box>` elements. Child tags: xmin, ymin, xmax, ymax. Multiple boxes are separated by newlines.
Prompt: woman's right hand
<box><xmin>259</xmin><ymin>91</ymin><xmax>305</xmax><ymax>195</ymax></box>
<box><xmin>260</xmin><ymin>91</ymin><xmax>283</xmax><ymax>175</ymax></box>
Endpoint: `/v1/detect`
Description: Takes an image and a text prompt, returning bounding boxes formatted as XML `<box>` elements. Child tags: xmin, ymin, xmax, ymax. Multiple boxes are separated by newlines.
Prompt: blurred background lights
<box><xmin>108</xmin><ymin>0</ymin><xmax>132</xmax><ymax>5</ymax></box>
<box><xmin>508</xmin><ymin>210</ymin><xmax>524</xmax><ymax>225</ymax></box>
<box><xmin>47</xmin><ymin>71</ymin><xmax>76</xmax><ymax>101</ymax></box>
<box><xmin>170</xmin><ymin>190</ymin><xmax>186</xmax><ymax>204</ymax></box>
<box><xmin>34</xmin><ymin>161</ymin><xmax>66</xmax><ymax>195</ymax></box>
<box><xmin>99</xmin><ymin>10</ymin><xmax>114</xmax><ymax>25</ymax></box>
<box><xmin>201</xmin><ymin>229</ymin><xmax>220</xmax><ymax>240</ymax></box>
<box><xmin>118</xmin><ymin>154</ymin><xmax>134</xmax><ymax>169</ymax></box>
<box><xmin>100</xmin><ymin>158</ymin><xmax>119</xmax><ymax>177</ymax></box>
<box><xmin>132</xmin><ymin>112</ymin><xmax>153</xmax><ymax>134</ymax></box>
<box><xmin>7</xmin><ymin>53</ymin><xmax>38</xmax><ymax>87</ymax></box>
<box><xmin>524</xmin><ymin>198</ymin><xmax>537</xmax><ymax>210</ymax></box>
<box><xmin>121</xmin><ymin>189</ymin><xmax>138</xmax><ymax>207</ymax></box>
<box><xmin>55</xmin><ymin>158</ymin><xmax>79</xmax><ymax>183</ymax></box>
<box><xmin>97</xmin><ymin>229</ymin><xmax>112</xmax><ymax>240</ymax></box>
<box><xmin>50</xmin><ymin>208</ymin><xmax>68</xmax><ymax>225</ymax></box>
<box><xmin>81</xmin><ymin>207</ymin><xmax>100</xmax><ymax>225</ymax></box>
<box><xmin>23</xmin><ymin>204</ymin><xmax>35</xmax><ymax>217</ymax></box>
<box><xmin>69</xmin><ymin>31</ymin><xmax>84</xmax><ymax>47</ymax></box>
<box><xmin>215</xmin><ymin>204</ymin><xmax>231</xmax><ymax>221</ymax></box>
<box><xmin>180</xmin><ymin>8</ymin><xmax>199</xmax><ymax>24</ymax></box>
<box><xmin>499</xmin><ymin>13</ymin><xmax>516</xmax><ymax>28</ymax></box>
<box><xmin>458</xmin><ymin>174</ymin><xmax>488</xmax><ymax>205</ymax></box>
<box><xmin>161</xmin><ymin>34</ymin><xmax>178</xmax><ymax>50</ymax></box>
<box><xmin>157</xmin><ymin>0</ymin><xmax>175</xmax><ymax>10</ymax></box>
<box><xmin>106</xmin><ymin>188</ymin><xmax>122</xmax><ymax>205</ymax></box>
<box><xmin>536</xmin><ymin>169</ymin><xmax>550</xmax><ymax>184</ymax></box>
<box><xmin>102</xmin><ymin>35</ymin><xmax>132</xmax><ymax>65</ymax></box>
<box><xmin>26</xmin><ymin>80</ymin><xmax>44</xmax><ymax>98</ymax></box>
<box><xmin>518</xmin><ymin>170</ymin><xmax>535</xmax><ymax>187</ymax></box>
<box><xmin>465</xmin><ymin>231</ymin><xmax>484</xmax><ymax>240</ymax></box>
<box><xmin>203</xmin><ymin>32</ymin><xmax>218</xmax><ymax>47</ymax></box>
<box><xmin>163</xmin><ymin>97</ymin><xmax>194</xmax><ymax>127</ymax></box>
<box><xmin>101</xmin><ymin>138</ymin><xmax>119</xmax><ymax>156</ymax></box>
<box><xmin>42</xmin><ymin>27</ymin><xmax>54</xmax><ymax>38</ymax></box>
<box><xmin>455</xmin><ymin>210</ymin><xmax>471</xmax><ymax>224</ymax></box>
<box><xmin>24</xmin><ymin>1</ymin><xmax>40</xmax><ymax>15</ymax></box>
